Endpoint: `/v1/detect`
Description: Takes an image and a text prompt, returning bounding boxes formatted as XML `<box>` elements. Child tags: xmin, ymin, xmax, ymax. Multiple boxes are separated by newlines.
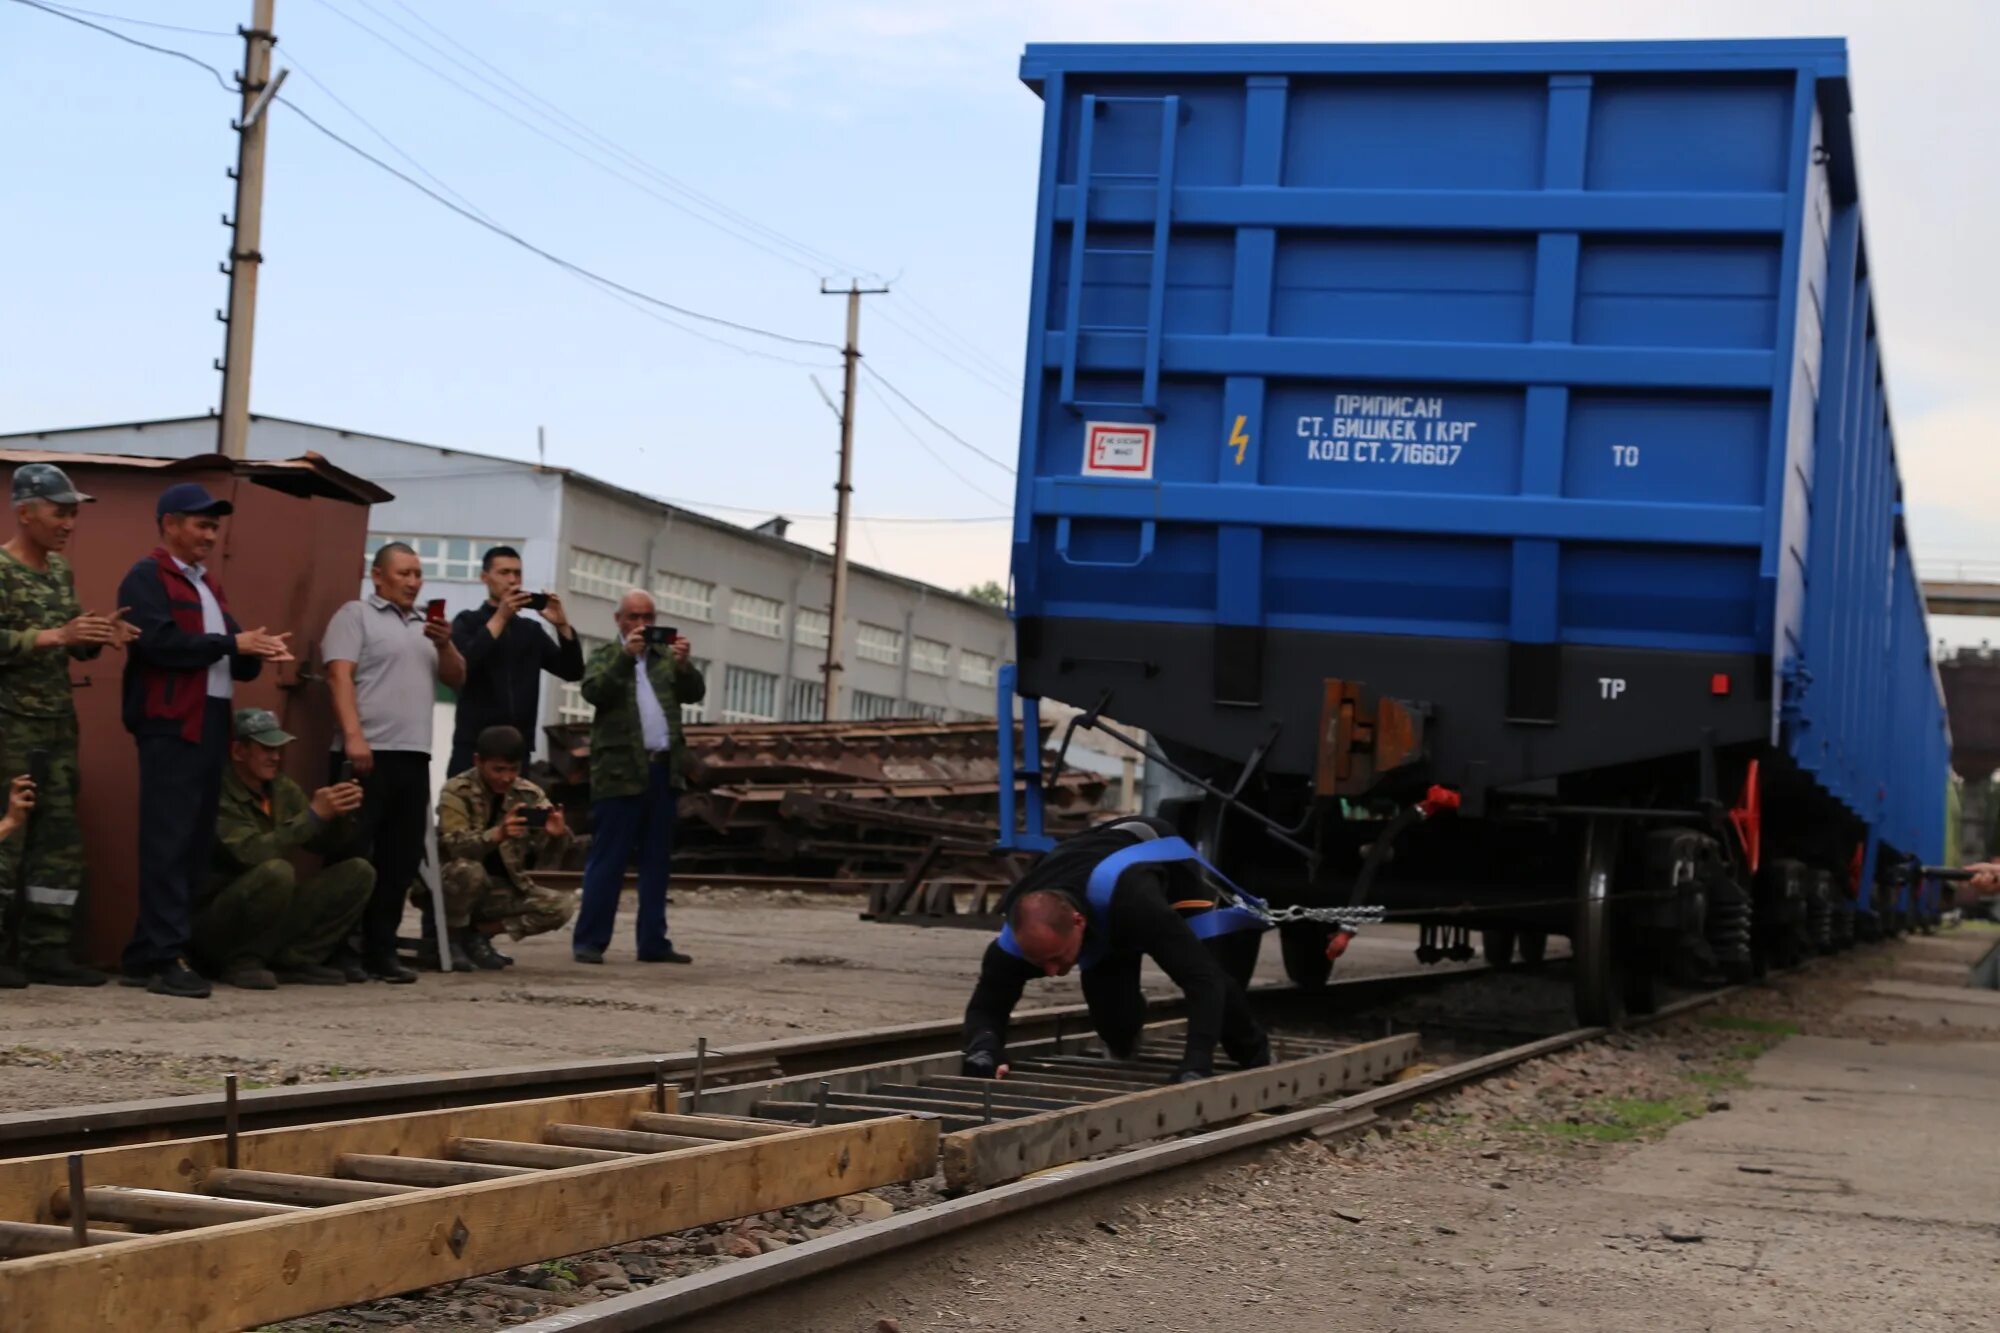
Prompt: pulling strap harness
<box><xmin>995</xmin><ymin>828</ymin><xmax>1380</xmax><ymax>972</ymax></box>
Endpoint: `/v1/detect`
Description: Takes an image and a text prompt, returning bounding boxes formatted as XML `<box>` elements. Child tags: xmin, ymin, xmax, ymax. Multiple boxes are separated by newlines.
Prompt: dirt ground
<box><xmin>0</xmin><ymin>894</ymin><xmax>1449</xmax><ymax>1111</ymax></box>
<box><xmin>661</xmin><ymin>927</ymin><xmax>2000</xmax><ymax>1333</ymax></box>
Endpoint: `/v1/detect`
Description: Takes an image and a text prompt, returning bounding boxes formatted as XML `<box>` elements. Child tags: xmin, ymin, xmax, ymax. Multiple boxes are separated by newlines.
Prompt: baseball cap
<box><xmin>156</xmin><ymin>481</ymin><xmax>234</xmax><ymax>520</ymax></box>
<box><xmin>10</xmin><ymin>463</ymin><xmax>93</xmax><ymax>506</ymax></box>
<box><xmin>233</xmin><ymin>708</ymin><xmax>294</xmax><ymax>747</ymax></box>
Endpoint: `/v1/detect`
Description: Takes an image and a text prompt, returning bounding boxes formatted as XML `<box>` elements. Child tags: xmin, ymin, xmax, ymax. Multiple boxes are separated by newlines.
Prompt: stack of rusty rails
<box><xmin>534</xmin><ymin>718</ymin><xmax>1107</xmax><ymax>888</ymax></box>
<box><xmin>0</xmin><ymin>1082</ymin><xmax>937</xmax><ymax>1332</ymax></box>
<box><xmin>694</xmin><ymin>1024</ymin><xmax>1421</xmax><ymax>1192</ymax></box>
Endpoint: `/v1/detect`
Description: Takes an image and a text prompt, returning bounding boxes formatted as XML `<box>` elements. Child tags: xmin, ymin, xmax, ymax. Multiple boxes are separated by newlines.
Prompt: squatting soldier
<box><xmin>426</xmin><ymin>724</ymin><xmax>574</xmax><ymax>971</ymax></box>
<box><xmin>203</xmin><ymin>709</ymin><xmax>375</xmax><ymax>988</ymax></box>
<box><xmin>0</xmin><ymin>463</ymin><xmax>134</xmax><ymax>988</ymax></box>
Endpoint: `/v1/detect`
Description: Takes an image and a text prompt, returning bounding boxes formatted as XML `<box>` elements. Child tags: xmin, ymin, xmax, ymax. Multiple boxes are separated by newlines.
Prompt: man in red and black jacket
<box><xmin>116</xmin><ymin>482</ymin><xmax>294</xmax><ymax>999</ymax></box>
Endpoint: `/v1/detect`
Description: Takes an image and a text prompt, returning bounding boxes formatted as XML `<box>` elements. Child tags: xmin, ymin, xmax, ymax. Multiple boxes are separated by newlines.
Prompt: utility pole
<box><xmin>818</xmin><ymin>279</ymin><xmax>888</xmax><ymax>722</ymax></box>
<box><xmin>216</xmin><ymin>0</ymin><xmax>285</xmax><ymax>459</ymax></box>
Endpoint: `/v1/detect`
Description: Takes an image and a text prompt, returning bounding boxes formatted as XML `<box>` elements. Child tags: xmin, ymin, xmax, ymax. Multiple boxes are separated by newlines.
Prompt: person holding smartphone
<box><xmin>321</xmin><ymin>542</ymin><xmax>466</xmax><ymax>983</ymax></box>
<box><xmin>571</xmin><ymin>589</ymin><xmax>703</xmax><ymax>965</ymax></box>
<box><xmin>444</xmin><ymin>546</ymin><xmax>582</xmax><ymax>777</ymax></box>
<box><xmin>428</xmin><ymin>724</ymin><xmax>573</xmax><ymax>969</ymax></box>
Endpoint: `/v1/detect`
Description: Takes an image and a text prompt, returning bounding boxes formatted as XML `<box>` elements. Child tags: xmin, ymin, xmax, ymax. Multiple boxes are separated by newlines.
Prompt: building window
<box><xmin>787</xmin><ymin>678</ymin><xmax>825</xmax><ymax>722</ymax></box>
<box><xmin>958</xmin><ymin>650</ymin><xmax>997</xmax><ymax>688</ymax></box>
<box><xmin>907</xmin><ymin>702</ymin><xmax>947</xmax><ymax>721</ymax></box>
<box><xmin>855</xmin><ymin>623</ymin><xmax>903</xmax><ymax>667</ymax></box>
<box><xmin>721</xmin><ymin>665</ymin><xmax>780</xmax><ymax>722</ymax></box>
<box><xmin>682</xmin><ymin>658</ymin><xmax>712</xmax><ymax>724</ymax></box>
<box><xmin>569</xmin><ymin>549</ymin><xmax>640</xmax><ymax>602</ymax></box>
<box><xmin>654</xmin><ymin>573</ymin><xmax>715</xmax><ymax>624</ymax></box>
<box><xmin>556</xmin><ymin>636</ymin><xmax>613</xmax><ymax>722</ymax></box>
<box><xmin>728</xmin><ymin>592</ymin><xmax>785</xmax><ymax>639</ymax></box>
<box><xmin>794</xmin><ymin>608</ymin><xmax>830</xmax><ymax>649</ymax></box>
<box><xmin>851</xmin><ymin>690</ymin><xmax>900</xmax><ymax>721</ymax></box>
<box><xmin>911</xmin><ymin>637</ymin><xmax>950</xmax><ymax>677</ymax></box>
<box><xmin>367</xmin><ymin>533</ymin><xmax>519</xmax><ymax>583</ymax></box>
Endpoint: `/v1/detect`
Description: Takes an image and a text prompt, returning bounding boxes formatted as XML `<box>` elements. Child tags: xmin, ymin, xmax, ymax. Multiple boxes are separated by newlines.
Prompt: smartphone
<box><xmin>338</xmin><ymin>759</ymin><xmax>356</xmax><ymax>786</ymax></box>
<box><xmin>524</xmin><ymin>592</ymin><xmax>550</xmax><ymax>612</ymax></box>
<box><xmin>522</xmin><ymin>807</ymin><xmax>551</xmax><ymax>831</ymax></box>
<box><xmin>642</xmin><ymin>625</ymin><xmax>677</xmax><ymax>646</ymax></box>
<box><xmin>25</xmin><ymin>749</ymin><xmax>48</xmax><ymax>795</ymax></box>
<box><xmin>425</xmin><ymin>598</ymin><xmax>447</xmax><ymax>625</ymax></box>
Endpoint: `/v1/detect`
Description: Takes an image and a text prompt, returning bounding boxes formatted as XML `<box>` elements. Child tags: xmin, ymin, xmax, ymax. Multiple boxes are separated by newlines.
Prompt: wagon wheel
<box><xmin>1572</xmin><ymin>816</ymin><xmax>1632</xmax><ymax>1026</ymax></box>
<box><xmin>1516</xmin><ymin>931</ymin><xmax>1548</xmax><ymax>966</ymax></box>
<box><xmin>1481</xmin><ymin>928</ymin><xmax>1518</xmax><ymax>967</ymax></box>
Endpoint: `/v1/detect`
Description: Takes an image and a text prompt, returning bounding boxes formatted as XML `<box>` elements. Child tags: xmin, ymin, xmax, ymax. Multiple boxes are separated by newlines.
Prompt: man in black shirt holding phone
<box><xmin>446</xmin><ymin>546</ymin><xmax>583</xmax><ymax>777</ymax></box>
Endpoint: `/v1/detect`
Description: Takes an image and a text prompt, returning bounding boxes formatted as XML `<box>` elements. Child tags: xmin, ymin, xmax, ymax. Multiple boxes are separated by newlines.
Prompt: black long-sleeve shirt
<box><xmin>447</xmin><ymin>605</ymin><xmax>584</xmax><ymax>769</ymax></box>
<box><xmin>962</xmin><ymin>819</ymin><xmax>1259</xmax><ymax>1077</ymax></box>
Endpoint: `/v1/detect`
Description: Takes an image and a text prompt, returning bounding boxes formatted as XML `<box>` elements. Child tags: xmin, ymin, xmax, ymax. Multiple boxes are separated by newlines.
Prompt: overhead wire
<box><xmin>28</xmin><ymin>0</ymin><xmax>234</xmax><ymax>38</ymax></box>
<box><xmin>871</xmin><ymin>304</ymin><xmax>1020</xmax><ymax>400</ymax></box>
<box><xmin>302</xmin><ymin>0</ymin><xmax>840</xmax><ymax>279</ymax></box>
<box><xmin>861</xmin><ymin>364</ymin><xmax>1016</xmax><ymax>474</ymax></box>
<box><xmin>862</xmin><ymin>379</ymin><xmax>1011</xmax><ymax>507</ymax></box>
<box><xmin>277</xmin><ymin>97</ymin><xmax>840</xmax><ymax>351</ymax></box>
<box><xmin>373</xmin><ymin>0</ymin><xmax>858</xmax><ymax>278</ymax></box>
<box><xmin>6</xmin><ymin>0</ymin><xmax>236</xmax><ymax>90</ymax></box>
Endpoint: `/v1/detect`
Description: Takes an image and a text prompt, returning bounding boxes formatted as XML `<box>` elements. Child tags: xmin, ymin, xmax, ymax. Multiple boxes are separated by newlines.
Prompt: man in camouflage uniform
<box><xmin>203</xmin><ymin>709</ymin><xmax>375</xmax><ymax>988</ymax></box>
<box><xmin>425</xmin><ymin>723</ymin><xmax>573</xmax><ymax>971</ymax></box>
<box><xmin>571</xmin><ymin>589</ymin><xmax>703</xmax><ymax>966</ymax></box>
<box><xmin>0</xmin><ymin>463</ymin><xmax>133</xmax><ymax>987</ymax></box>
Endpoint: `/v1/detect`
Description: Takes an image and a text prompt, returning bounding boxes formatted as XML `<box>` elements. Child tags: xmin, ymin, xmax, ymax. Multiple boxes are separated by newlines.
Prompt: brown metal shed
<box><xmin>0</xmin><ymin>449</ymin><xmax>390</xmax><ymax>967</ymax></box>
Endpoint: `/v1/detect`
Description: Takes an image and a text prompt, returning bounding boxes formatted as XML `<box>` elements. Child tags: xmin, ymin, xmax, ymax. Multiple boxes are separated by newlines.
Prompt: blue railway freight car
<box><xmin>1005</xmin><ymin>39</ymin><xmax>1951</xmax><ymax>1022</ymax></box>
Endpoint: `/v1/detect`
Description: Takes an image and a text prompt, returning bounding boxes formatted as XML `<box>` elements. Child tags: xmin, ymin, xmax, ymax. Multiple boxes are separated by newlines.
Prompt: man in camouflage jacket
<box><xmin>203</xmin><ymin>709</ymin><xmax>374</xmax><ymax>988</ymax></box>
<box><xmin>571</xmin><ymin>589</ymin><xmax>703</xmax><ymax>965</ymax></box>
<box><xmin>427</xmin><ymin>724</ymin><xmax>573</xmax><ymax>971</ymax></box>
<box><xmin>0</xmin><ymin>464</ymin><xmax>134</xmax><ymax>987</ymax></box>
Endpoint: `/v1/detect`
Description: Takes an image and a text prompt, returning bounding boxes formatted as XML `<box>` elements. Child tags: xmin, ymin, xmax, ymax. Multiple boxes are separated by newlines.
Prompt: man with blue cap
<box><xmin>0</xmin><ymin>462</ymin><xmax>133</xmax><ymax>987</ymax></box>
<box><xmin>114</xmin><ymin>480</ymin><xmax>294</xmax><ymax>1000</ymax></box>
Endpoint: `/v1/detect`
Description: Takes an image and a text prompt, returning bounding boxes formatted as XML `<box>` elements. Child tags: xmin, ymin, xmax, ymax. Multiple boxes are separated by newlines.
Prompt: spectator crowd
<box><xmin>0</xmin><ymin>464</ymin><xmax>704</xmax><ymax>998</ymax></box>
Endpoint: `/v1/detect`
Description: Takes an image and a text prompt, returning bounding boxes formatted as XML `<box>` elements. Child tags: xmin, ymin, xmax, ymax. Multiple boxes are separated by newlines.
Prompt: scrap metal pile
<box><xmin>536</xmin><ymin>719</ymin><xmax>1107</xmax><ymax>895</ymax></box>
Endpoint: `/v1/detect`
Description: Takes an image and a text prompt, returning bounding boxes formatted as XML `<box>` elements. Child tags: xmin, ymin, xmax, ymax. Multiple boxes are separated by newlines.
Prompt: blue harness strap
<box><xmin>996</xmin><ymin>835</ymin><xmax>1271</xmax><ymax>970</ymax></box>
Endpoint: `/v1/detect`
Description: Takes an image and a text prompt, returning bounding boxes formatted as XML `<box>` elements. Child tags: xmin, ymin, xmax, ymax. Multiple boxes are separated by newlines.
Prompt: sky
<box><xmin>4</xmin><ymin>0</ymin><xmax>2000</xmax><ymax>639</ymax></box>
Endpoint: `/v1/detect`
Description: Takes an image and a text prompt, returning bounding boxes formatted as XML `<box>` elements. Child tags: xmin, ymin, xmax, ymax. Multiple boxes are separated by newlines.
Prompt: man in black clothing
<box><xmin>446</xmin><ymin>546</ymin><xmax>583</xmax><ymax>776</ymax></box>
<box><xmin>960</xmin><ymin>817</ymin><xmax>1272</xmax><ymax>1084</ymax></box>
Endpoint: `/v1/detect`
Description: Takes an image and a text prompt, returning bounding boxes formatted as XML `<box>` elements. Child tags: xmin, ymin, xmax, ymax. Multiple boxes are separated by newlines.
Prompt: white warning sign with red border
<box><xmin>1082</xmin><ymin>421</ymin><xmax>1155</xmax><ymax>479</ymax></box>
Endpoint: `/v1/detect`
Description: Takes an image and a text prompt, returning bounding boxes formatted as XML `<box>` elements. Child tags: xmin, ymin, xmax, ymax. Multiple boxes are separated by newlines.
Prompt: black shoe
<box><xmin>23</xmin><ymin>955</ymin><xmax>108</xmax><ymax>987</ymax></box>
<box><xmin>147</xmin><ymin>959</ymin><xmax>212</xmax><ymax>1000</ymax></box>
<box><xmin>461</xmin><ymin>931</ymin><xmax>508</xmax><ymax>972</ymax></box>
<box><xmin>414</xmin><ymin>939</ymin><xmax>473</xmax><ymax>974</ymax></box>
<box><xmin>118</xmin><ymin>967</ymin><xmax>151</xmax><ymax>989</ymax></box>
<box><xmin>222</xmin><ymin>963</ymin><xmax>278</xmax><ymax>991</ymax></box>
<box><xmin>572</xmin><ymin>947</ymin><xmax>604</xmax><ymax>964</ymax></box>
<box><xmin>637</xmin><ymin>948</ymin><xmax>693</xmax><ymax>965</ymax></box>
<box><xmin>0</xmin><ymin>963</ymin><xmax>25</xmax><ymax>990</ymax></box>
<box><xmin>274</xmin><ymin>964</ymin><xmax>347</xmax><ymax>986</ymax></box>
<box><xmin>332</xmin><ymin>951</ymin><xmax>369</xmax><ymax>984</ymax></box>
<box><xmin>365</xmin><ymin>955</ymin><xmax>419</xmax><ymax>985</ymax></box>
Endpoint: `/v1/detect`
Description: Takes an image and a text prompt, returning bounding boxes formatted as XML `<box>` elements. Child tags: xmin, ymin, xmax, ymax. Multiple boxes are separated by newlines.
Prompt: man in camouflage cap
<box><xmin>201</xmin><ymin>708</ymin><xmax>375</xmax><ymax>987</ymax></box>
<box><xmin>426</xmin><ymin>723</ymin><xmax>573</xmax><ymax>971</ymax></box>
<box><xmin>0</xmin><ymin>463</ymin><xmax>134</xmax><ymax>987</ymax></box>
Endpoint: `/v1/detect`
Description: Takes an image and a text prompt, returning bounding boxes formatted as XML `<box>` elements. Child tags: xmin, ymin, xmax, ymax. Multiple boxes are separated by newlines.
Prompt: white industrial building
<box><xmin>0</xmin><ymin>415</ymin><xmax>1015</xmax><ymax>759</ymax></box>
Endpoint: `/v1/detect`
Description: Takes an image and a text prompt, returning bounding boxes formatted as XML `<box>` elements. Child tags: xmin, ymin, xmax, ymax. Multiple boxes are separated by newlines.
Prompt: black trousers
<box><xmin>123</xmin><ymin>699</ymin><xmax>233</xmax><ymax>973</ymax></box>
<box><xmin>1082</xmin><ymin>931</ymin><xmax>1265</xmax><ymax>1065</ymax></box>
<box><xmin>331</xmin><ymin>751</ymin><xmax>432</xmax><ymax>960</ymax></box>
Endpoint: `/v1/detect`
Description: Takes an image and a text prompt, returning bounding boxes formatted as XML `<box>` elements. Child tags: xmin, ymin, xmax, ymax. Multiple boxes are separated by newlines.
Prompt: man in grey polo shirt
<box><xmin>324</xmin><ymin>542</ymin><xmax>466</xmax><ymax>982</ymax></box>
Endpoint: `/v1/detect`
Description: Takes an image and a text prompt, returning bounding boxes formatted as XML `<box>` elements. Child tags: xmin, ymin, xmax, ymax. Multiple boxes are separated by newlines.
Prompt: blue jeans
<box><xmin>573</xmin><ymin>761</ymin><xmax>678</xmax><ymax>957</ymax></box>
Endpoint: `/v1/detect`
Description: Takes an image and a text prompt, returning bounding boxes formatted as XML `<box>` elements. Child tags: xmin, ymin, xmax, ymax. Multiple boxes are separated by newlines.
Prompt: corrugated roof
<box><xmin>0</xmin><ymin>447</ymin><xmax>392</xmax><ymax>506</ymax></box>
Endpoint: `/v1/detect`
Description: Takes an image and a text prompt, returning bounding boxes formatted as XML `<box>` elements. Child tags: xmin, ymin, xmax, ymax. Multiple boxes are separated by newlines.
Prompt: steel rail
<box><xmin>0</xmin><ymin>965</ymin><xmax>1484</xmax><ymax>1159</ymax></box>
<box><xmin>515</xmin><ymin>983</ymin><xmax>1740</xmax><ymax>1332</ymax></box>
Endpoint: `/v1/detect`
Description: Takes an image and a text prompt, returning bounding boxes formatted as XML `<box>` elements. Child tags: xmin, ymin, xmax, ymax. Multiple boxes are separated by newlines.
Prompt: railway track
<box><xmin>0</xmin><ymin>966</ymin><xmax>1475</xmax><ymax>1160</ymax></box>
<box><xmin>512</xmin><ymin>983</ymin><xmax>1742</xmax><ymax>1333</ymax></box>
<box><xmin>0</xmin><ymin>979</ymin><xmax>1450</xmax><ymax>1330</ymax></box>
<box><xmin>0</xmin><ymin>957</ymin><xmax>1749</xmax><ymax>1332</ymax></box>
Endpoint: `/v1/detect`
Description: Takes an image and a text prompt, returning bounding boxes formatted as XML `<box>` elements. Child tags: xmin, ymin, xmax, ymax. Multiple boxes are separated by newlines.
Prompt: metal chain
<box><xmin>1256</xmin><ymin>903</ymin><xmax>1387</xmax><ymax>928</ymax></box>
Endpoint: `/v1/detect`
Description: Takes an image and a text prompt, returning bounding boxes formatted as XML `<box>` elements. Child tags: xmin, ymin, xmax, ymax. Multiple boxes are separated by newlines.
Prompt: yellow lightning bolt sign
<box><xmin>1228</xmin><ymin>414</ymin><xmax>1250</xmax><ymax>466</ymax></box>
